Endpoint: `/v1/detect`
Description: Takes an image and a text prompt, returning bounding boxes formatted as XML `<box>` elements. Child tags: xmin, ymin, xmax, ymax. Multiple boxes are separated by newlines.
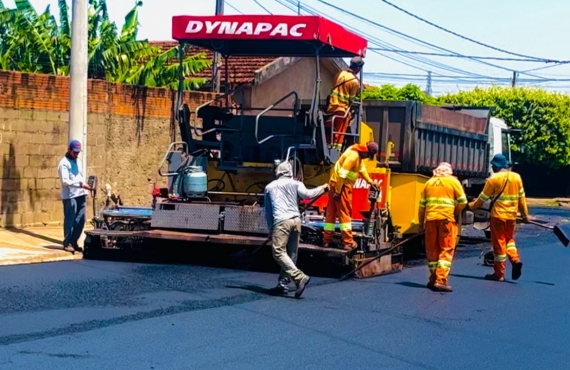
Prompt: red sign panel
<box><xmin>303</xmin><ymin>173</ymin><xmax>388</xmax><ymax>221</ymax></box>
<box><xmin>171</xmin><ymin>15</ymin><xmax>367</xmax><ymax>57</ymax></box>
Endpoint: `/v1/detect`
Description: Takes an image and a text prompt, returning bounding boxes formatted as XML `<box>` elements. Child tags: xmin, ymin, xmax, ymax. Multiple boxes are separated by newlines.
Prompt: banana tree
<box><xmin>0</xmin><ymin>0</ymin><xmax>210</xmax><ymax>90</ymax></box>
<box><xmin>118</xmin><ymin>44</ymin><xmax>211</xmax><ymax>89</ymax></box>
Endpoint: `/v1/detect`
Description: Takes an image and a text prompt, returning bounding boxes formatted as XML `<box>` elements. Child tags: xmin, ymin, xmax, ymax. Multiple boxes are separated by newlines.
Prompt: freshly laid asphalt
<box><xmin>0</xmin><ymin>206</ymin><xmax>569</xmax><ymax>369</ymax></box>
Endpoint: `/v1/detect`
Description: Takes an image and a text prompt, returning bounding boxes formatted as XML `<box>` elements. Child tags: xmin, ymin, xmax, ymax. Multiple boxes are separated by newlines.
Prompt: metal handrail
<box><xmin>255</xmin><ymin>91</ymin><xmax>299</xmax><ymax>144</ymax></box>
<box><xmin>329</xmin><ymin>102</ymin><xmax>362</xmax><ymax>147</ymax></box>
<box><xmin>158</xmin><ymin>142</ymin><xmax>188</xmax><ymax>177</ymax></box>
<box><xmin>188</xmin><ymin>84</ymin><xmax>248</xmax><ymax>137</ymax></box>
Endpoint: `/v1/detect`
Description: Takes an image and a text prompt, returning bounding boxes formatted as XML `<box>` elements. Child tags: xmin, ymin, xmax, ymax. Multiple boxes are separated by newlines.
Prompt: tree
<box><xmin>0</xmin><ymin>0</ymin><xmax>210</xmax><ymax>89</ymax></box>
<box><xmin>362</xmin><ymin>83</ymin><xmax>435</xmax><ymax>104</ymax></box>
<box><xmin>437</xmin><ymin>86</ymin><xmax>570</xmax><ymax>169</ymax></box>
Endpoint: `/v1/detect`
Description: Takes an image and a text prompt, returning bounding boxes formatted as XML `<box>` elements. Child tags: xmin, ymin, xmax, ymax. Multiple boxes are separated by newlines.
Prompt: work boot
<box><xmin>342</xmin><ymin>241</ymin><xmax>358</xmax><ymax>251</ymax></box>
<box><xmin>484</xmin><ymin>274</ymin><xmax>505</xmax><ymax>282</ymax></box>
<box><xmin>431</xmin><ymin>283</ymin><xmax>453</xmax><ymax>292</ymax></box>
<box><xmin>512</xmin><ymin>261</ymin><xmax>523</xmax><ymax>280</ymax></box>
<box><xmin>273</xmin><ymin>277</ymin><xmax>290</xmax><ymax>294</ymax></box>
<box><xmin>295</xmin><ymin>275</ymin><xmax>311</xmax><ymax>299</ymax></box>
<box><xmin>325</xmin><ymin>241</ymin><xmax>339</xmax><ymax>249</ymax></box>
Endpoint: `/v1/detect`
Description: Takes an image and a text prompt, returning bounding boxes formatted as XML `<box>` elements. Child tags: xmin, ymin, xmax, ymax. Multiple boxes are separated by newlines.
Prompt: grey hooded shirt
<box><xmin>264</xmin><ymin>162</ymin><xmax>326</xmax><ymax>230</ymax></box>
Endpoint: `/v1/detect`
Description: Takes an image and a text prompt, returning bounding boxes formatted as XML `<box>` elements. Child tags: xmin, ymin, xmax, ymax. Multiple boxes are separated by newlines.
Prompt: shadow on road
<box><xmin>395</xmin><ymin>281</ymin><xmax>427</xmax><ymax>289</ymax></box>
<box><xmin>226</xmin><ymin>285</ymin><xmax>297</xmax><ymax>299</ymax></box>
<box><xmin>531</xmin><ymin>281</ymin><xmax>555</xmax><ymax>286</ymax></box>
<box><xmin>450</xmin><ymin>273</ymin><xmax>517</xmax><ymax>284</ymax></box>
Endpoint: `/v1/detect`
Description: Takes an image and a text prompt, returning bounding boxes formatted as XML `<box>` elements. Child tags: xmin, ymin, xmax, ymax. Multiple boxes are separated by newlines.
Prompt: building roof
<box><xmin>149</xmin><ymin>41</ymin><xmax>277</xmax><ymax>86</ymax></box>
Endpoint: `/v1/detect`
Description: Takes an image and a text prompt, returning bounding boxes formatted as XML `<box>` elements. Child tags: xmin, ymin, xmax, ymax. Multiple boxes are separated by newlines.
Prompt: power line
<box><xmin>379</xmin><ymin>0</ymin><xmax>568</xmax><ymax>64</ymax></box>
<box><xmin>365</xmin><ymin>72</ymin><xmax>570</xmax><ymax>83</ymax></box>
<box><xmin>225</xmin><ymin>1</ymin><xmax>243</xmax><ymax>14</ymax></box>
<box><xmin>368</xmin><ymin>48</ymin><xmax>561</xmax><ymax>63</ymax></box>
<box><xmin>253</xmin><ymin>0</ymin><xmax>273</xmax><ymax>14</ymax></box>
<box><xmin>283</xmin><ymin>0</ymin><xmax>494</xmax><ymax>79</ymax></box>
<box><xmin>269</xmin><ymin>0</ymin><xmax>570</xmax><ymax>92</ymax></box>
<box><xmin>314</xmin><ymin>0</ymin><xmax>551</xmax><ymax>79</ymax></box>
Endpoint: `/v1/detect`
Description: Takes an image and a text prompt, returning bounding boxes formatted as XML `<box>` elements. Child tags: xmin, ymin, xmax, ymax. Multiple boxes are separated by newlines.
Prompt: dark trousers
<box><xmin>63</xmin><ymin>195</ymin><xmax>86</xmax><ymax>249</ymax></box>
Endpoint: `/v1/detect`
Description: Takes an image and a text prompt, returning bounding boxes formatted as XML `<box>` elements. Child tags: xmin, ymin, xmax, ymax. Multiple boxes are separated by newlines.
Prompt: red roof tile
<box><xmin>149</xmin><ymin>41</ymin><xmax>276</xmax><ymax>85</ymax></box>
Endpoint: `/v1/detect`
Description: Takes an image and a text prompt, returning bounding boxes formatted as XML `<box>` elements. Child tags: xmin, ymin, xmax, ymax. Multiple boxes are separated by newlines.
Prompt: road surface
<box><xmin>0</xmin><ymin>207</ymin><xmax>568</xmax><ymax>369</ymax></box>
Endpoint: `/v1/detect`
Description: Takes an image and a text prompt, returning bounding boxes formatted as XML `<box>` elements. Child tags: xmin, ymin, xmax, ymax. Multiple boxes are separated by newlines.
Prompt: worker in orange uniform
<box><xmin>325</xmin><ymin>57</ymin><xmax>364</xmax><ymax>150</ymax></box>
<box><xmin>418</xmin><ymin>162</ymin><xmax>467</xmax><ymax>292</ymax></box>
<box><xmin>469</xmin><ymin>153</ymin><xmax>530</xmax><ymax>282</ymax></box>
<box><xmin>323</xmin><ymin>142</ymin><xmax>379</xmax><ymax>251</ymax></box>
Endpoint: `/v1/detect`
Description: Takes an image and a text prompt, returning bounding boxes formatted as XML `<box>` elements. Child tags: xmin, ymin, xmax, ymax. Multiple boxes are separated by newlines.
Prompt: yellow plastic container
<box><xmin>388</xmin><ymin>172</ymin><xmax>429</xmax><ymax>235</ymax></box>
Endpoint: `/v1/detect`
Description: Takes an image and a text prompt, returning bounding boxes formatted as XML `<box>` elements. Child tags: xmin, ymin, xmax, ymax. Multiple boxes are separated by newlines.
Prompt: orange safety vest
<box><xmin>330</xmin><ymin>144</ymin><xmax>369</xmax><ymax>187</ymax></box>
<box><xmin>479</xmin><ymin>170</ymin><xmax>527</xmax><ymax>220</ymax></box>
<box><xmin>326</xmin><ymin>70</ymin><xmax>360</xmax><ymax>114</ymax></box>
<box><xmin>419</xmin><ymin>175</ymin><xmax>467</xmax><ymax>222</ymax></box>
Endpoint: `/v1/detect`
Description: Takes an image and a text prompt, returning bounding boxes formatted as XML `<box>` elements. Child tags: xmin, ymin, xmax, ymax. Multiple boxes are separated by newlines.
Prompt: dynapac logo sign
<box><xmin>185</xmin><ymin>21</ymin><xmax>307</xmax><ymax>37</ymax></box>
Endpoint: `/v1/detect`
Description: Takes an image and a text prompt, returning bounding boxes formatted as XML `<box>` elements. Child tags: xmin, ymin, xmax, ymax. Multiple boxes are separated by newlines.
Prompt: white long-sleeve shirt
<box><xmin>57</xmin><ymin>155</ymin><xmax>88</xmax><ymax>200</ymax></box>
<box><xmin>264</xmin><ymin>177</ymin><xmax>326</xmax><ymax>230</ymax></box>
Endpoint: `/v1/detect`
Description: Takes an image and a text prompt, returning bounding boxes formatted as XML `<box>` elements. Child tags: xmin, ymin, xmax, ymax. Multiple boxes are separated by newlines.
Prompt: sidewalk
<box><xmin>0</xmin><ymin>227</ymin><xmax>88</xmax><ymax>266</ymax></box>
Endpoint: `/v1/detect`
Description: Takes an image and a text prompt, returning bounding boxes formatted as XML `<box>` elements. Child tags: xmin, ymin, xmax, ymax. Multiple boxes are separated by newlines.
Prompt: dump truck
<box><xmin>358</xmin><ymin>101</ymin><xmax>519</xmax><ymax>241</ymax></box>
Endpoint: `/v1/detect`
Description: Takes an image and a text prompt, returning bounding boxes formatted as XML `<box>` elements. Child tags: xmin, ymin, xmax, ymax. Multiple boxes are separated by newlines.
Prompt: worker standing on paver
<box><xmin>57</xmin><ymin>140</ymin><xmax>92</xmax><ymax>254</ymax></box>
<box><xmin>469</xmin><ymin>153</ymin><xmax>530</xmax><ymax>282</ymax></box>
<box><xmin>324</xmin><ymin>57</ymin><xmax>364</xmax><ymax>150</ymax></box>
<box><xmin>418</xmin><ymin>162</ymin><xmax>467</xmax><ymax>292</ymax></box>
<box><xmin>264</xmin><ymin>162</ymin><xmax>329</xmax><ymax>298</ymax></box>
<box><xmin>323</xmin><ymin>142</ymin><xmax>379</xmax><ymax>252</ymax></box>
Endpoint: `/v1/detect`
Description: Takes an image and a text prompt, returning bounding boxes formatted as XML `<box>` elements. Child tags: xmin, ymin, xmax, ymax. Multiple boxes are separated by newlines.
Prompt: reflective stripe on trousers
<box><xmin>424</xmin><ymin>219</ymin><xmax>458</xmax><ymax>286</ymax></box>
<box><xmin>490</xmin><ymin>217</ymin><xmax>520</xmax><ymax>279</ymax></box>
<box><xmin>323</xmin><ymin>183</ymin><xmax>354</xmax><ymax>247</ymax></box>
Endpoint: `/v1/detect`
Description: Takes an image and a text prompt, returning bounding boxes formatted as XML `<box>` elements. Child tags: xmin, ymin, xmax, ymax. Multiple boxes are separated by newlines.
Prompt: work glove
<box><xmin>521</xmin><ymin>216</ymin><xmax>530</xmax><ymax>224</ymax></box>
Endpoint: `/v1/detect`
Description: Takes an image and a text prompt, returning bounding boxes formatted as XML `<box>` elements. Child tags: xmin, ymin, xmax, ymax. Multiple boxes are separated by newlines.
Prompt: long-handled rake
<box><xmin>526</xmin><ymin>219</ymin><xmax>569</xmax><ymax>247</ymax></box>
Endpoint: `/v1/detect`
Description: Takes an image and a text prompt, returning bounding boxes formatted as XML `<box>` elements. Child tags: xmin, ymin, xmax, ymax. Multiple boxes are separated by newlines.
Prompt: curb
<box><xmin>0</xmin><ymin>252</ymin><xmax>83</xmax><ymax>267</ymax></box>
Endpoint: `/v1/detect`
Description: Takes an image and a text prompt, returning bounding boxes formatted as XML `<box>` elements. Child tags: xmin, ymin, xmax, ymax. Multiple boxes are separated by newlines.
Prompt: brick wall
<box><xmin>0</xmin><ymin>71</ymin><xmax>216</xmax><ymax>228</ymax></box>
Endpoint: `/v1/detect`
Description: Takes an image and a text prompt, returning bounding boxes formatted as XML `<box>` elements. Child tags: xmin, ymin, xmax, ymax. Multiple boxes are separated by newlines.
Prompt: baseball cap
<box><xmin>350</xmin><ymin>56</ymin><xmax>365</xmax><ymax>70</ymax></box>
<box><xmin>366</xmin><ymin>141</ymin><xmax>379</xmax><ymax>159</ymax></box>
<box><xmin>69</xmin><ymin>139</ymin><xmax>82</xmax><ymax>153</ymax></box>
<box><xmin>490</xmin><ymin>153</ymin><xmax>509</xmax><ymax>169</ymax></box>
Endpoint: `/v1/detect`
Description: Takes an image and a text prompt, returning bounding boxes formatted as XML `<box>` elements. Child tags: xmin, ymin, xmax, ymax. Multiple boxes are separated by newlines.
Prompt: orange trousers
<box><xmin>490</xmin><ymin>217</ymin><xmax>520</xmax><ymax>278</ymax></box>
<box><xmin>323</xmin><ymin>183</ymin><xmax>354</xmax><ymax>247</ymax></box>
<box><xmin>325</xmin><ymin>112</ymin><xmax>351</xmax><ymax>149</ymax></box>
<box><xmin>425</xmin><ymin>219</ymin><xmax>458</xmax><ymax>285</ymax></box>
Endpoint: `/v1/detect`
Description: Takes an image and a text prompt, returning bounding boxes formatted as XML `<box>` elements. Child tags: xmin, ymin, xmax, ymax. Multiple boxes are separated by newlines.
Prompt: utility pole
<box><xmin>425</xmin><ymin>71</ymin><xmax>432</xmax><ymax>96</ymax></box>
<box><xmin>511</xmin><ymin>71</ymin><xmax>518</xmax><ymax>87</ymax></box>
<box><xmin>211</xmin><ymin>0</ymin><xmax>224</xmax><ymax>93</ymax></box>
<box><xmin>69</xmin><ymin>0</ymin><xmax>89</xmax><ymax>173</ymax></box>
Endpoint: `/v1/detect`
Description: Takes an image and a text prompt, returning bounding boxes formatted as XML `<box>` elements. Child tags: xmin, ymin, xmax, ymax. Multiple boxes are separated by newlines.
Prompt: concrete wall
<box><xmin>0</xmin><ymin>71</ymin><xmax>215</xmax><ymax>228</ymax></box>
<box><xmin>240</xmin><ymin>58</ymin><xmax>337</xmax><ymax>116</ymax></box>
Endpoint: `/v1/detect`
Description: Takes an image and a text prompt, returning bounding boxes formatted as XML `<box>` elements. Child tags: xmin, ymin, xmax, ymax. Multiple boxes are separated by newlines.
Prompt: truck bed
<box><xmin>363</xmin><ymin>100</ymin><xmax>490</xmax><ymax>179</ymax></box>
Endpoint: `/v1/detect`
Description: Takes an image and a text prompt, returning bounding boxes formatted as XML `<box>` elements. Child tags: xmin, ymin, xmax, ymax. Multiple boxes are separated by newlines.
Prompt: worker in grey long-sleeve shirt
<box><xmin>57</xmin><ymin>140</ymin><xmax>93</xmax><ymax>253</ymax></box>
<box><xmin>264</xmin><ymin>162</ymin><xmax>328</xmax><ymax>298</ymax></box>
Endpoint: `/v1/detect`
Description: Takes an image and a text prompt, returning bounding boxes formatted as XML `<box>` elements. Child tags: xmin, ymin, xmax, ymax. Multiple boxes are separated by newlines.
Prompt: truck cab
<box><xmin>489</xmin><ymin>116</ymin><xmax>517</xmax><ymax>173</ymax></box>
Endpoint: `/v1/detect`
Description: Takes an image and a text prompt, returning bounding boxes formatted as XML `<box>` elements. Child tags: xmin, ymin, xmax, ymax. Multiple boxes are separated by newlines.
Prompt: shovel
<box><xmin>525</xmin><ymin>219</ymin><xmax>569</xmax><ymax>247</ymax></box>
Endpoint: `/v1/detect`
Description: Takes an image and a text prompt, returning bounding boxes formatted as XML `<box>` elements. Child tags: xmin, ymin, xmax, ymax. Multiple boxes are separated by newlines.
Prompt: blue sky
<box><xmin>7</xmin><ymin>0</ymin><xmax>570</xmax><ymax>95</ymax></box>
